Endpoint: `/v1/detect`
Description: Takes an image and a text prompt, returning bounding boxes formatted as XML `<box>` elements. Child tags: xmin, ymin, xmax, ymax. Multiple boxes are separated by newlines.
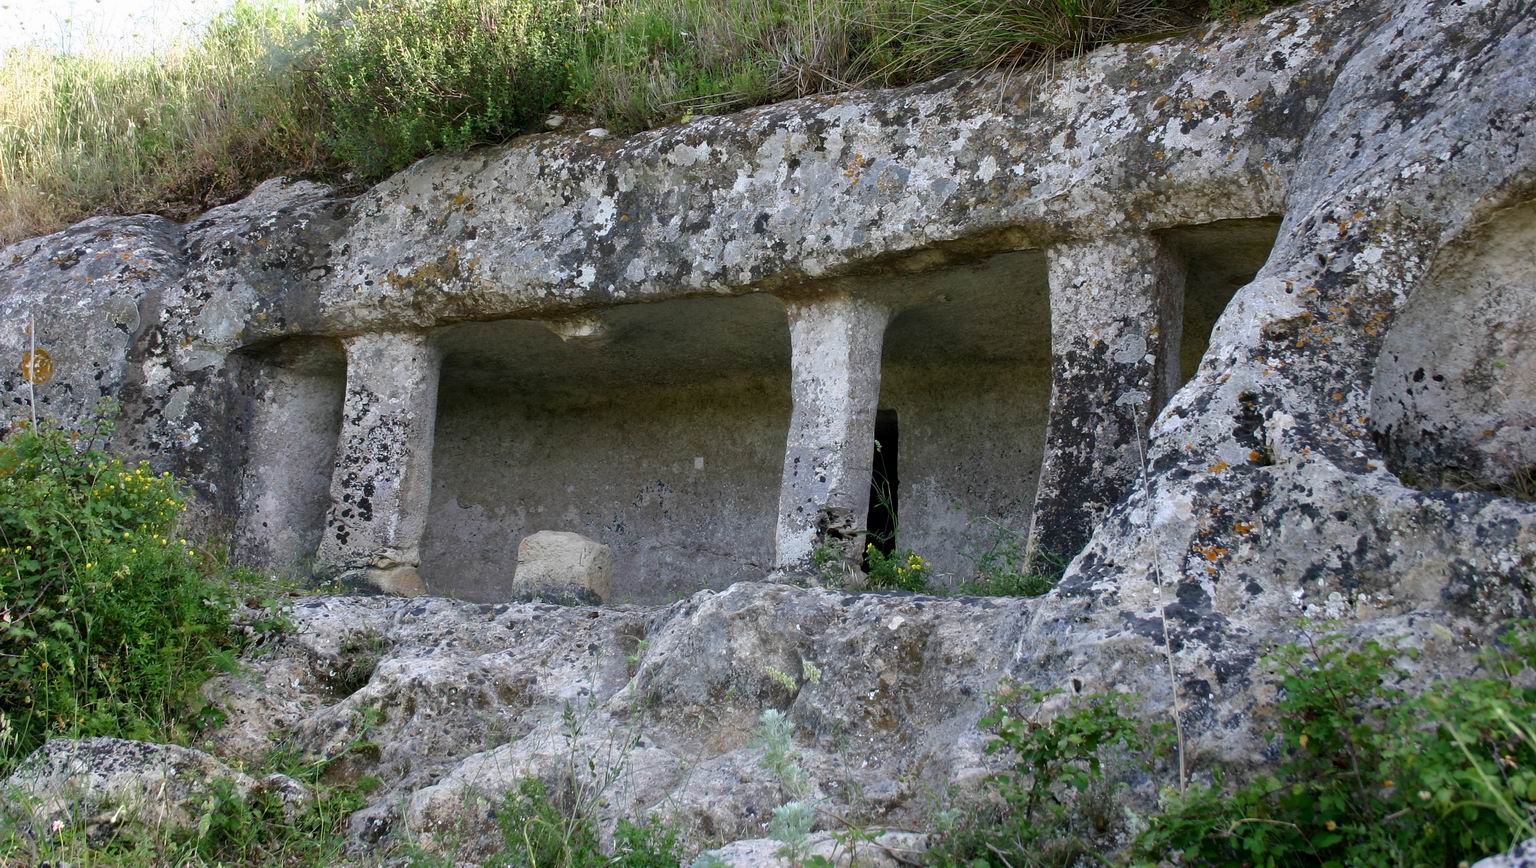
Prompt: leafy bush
<box><xmin>492</xmin><ymin>777</ymin><xmax>604</xmax><ymax>867</ymax></box>
<box><xmin>863</xmin><ymin>544</ymin><xmax>932</xmax><ymax>592</ymax></box>
<box><xmin>612</xmin><ymin>815</ymin><xmax>685</xmax><ymax>868</ymax></box>
<box><xmin>0</xmin><ymin>412</ymin><xmax>240</xmax><ymax>764</ymax></box>
<box><xmin>306</xmin><ymin>0</ymin><xmax>581</xmax><ymax>176</ymax></box>
<box><xmin>1136</xmin><ymin>628</ymin><xmax>1536</xmax><ymax>865</ymax></box>
<box><xmin>490</xmin><ymin>777</ymin><xmax>681</xmax><ymax>867</ymax></box>
<box><xmin>928</xmin><ymin>685</ymin><xmax>1163</xmax><ymax>865</ymax></box>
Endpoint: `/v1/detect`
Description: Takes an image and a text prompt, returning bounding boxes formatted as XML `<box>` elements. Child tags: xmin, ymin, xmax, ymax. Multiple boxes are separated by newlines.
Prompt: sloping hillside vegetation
<box><xmin>0</xmin><ymin>0</ymin><xmax>1270</xmax><ymax>245</ymax></box>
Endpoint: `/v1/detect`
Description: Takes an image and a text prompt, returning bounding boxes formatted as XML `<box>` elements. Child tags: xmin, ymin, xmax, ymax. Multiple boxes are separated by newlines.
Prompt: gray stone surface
<box><xmin>1475</xmin><ymin>839</ymin><xmax>1536</xmax><ymax>868</ymax></box>
<box><xmin>233</xmin><ymin>338</ymin><xmax>346</xmax><ymax>576</ymax></box>
<box><xmin>1</xmin><ymin>0</ymin><xmax>1534</xmax><ymax>857</ymax></box>
<box><xmin>1034</xmin><ymin>0</ymin><xmax>1536</xmax><ymax>771</ymax></box>
<box><xmin>513</xmin><ymin>530</ymin><xmax>615</xmax><ymax>602</ymax></box>
<box><xmin>1372</xmin><ymin>201</ymin><xmax>1536</xmax><ymax>497</ymax></box>
<box><xmin>1028</xmin><ymin>233</ymin><xmax>1184</xmax><ymax>564</ymax></box>
<box><xmin>315</xmin><ymin>331</ymin><xmax>441</xmax><ymax>595</ymax></box>
<box><xmin>2</xmin><ymin>737</ymin><xmax>308</xmax><ymax>835</ymax></box>
<box><xmin>0</xmin><ymin>0</ymin><xmax>1411</xmax><ymax>600</ymax></box>
<box><xmin>774</xmin><ymin>294</ymin><xmax>891</xmax><ymax>574</ymax></box>
<box><xmin>197</xmin><ymin>585</ymin><xmax>1029</xmax><ymax>857</ymax></box>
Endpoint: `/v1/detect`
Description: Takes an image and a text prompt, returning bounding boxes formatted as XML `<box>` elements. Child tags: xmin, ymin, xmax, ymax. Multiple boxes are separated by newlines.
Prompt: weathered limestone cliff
<box><xmin>1</xmin><ymin>0</ymin><xmax>1533</xmax><ymax>857</ymax></box>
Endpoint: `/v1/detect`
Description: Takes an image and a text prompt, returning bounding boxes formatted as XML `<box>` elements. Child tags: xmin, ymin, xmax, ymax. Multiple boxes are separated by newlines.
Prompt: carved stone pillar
<box><xmin>772</xmin><ymin>294</ymin><xmax>892</xmax><ymax>576</ymax></box>
<box><xmin>315</xmin><ymin>331</ymin><xmax>441</xmax><ymax>595</ymax></box>
<box><xmin>1028</xmin><ymin>234</ymin><xmax>1184</xmax><ymax>565</ymax></box>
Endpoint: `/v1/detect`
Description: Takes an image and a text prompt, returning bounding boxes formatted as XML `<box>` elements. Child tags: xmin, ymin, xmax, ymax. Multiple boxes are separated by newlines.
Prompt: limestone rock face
<box><xmin>1476</xmin><ymin>839</ymin><xmax>1536</xmax><ymax>868</ymax></box>
<box><xmin>0</xmin><ymin>0</ymin><xmax>1533</xmax><ymax>858</ymax></box>
<box><xmin>514</xmin><ymin>530</ymin><xmax>614</xmax><ymax>603</ymax></box>
<box><xmin>1</xmin><ymin>738</ymin><xmax>308</xmax><ymax>836</ymax></box>
<box><xmin>195</xmin><ymin>585</ymin><xmax>1030</xmax><ymax>855</ymax></box>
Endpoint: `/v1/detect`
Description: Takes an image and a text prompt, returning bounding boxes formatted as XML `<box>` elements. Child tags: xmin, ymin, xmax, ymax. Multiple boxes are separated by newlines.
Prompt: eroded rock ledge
<box><xmin>1</xmin><ymin>0</ymin><xmax>1534</xmax><ymax>856</ymax></box>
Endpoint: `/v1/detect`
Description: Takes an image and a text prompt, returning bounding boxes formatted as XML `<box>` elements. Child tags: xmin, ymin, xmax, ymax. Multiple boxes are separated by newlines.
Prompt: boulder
<box><xmin>1</xmin><ymin>737</ymin><xmax>309</xmax><ymax>839</ymax></box>
<box><xmin>1475</xmin><ymin>840</ymin><xmax>1536</xmax><ymax>868</ymax></box>
<box><xmin>702</xmin><ymin>831</ymin><xmax>928</xmax><ymax>867</ymax></box>
<box><xmin>513</xmin><ymin>530</ymin><xmax>614</xmax><ymax>603</ymax></box>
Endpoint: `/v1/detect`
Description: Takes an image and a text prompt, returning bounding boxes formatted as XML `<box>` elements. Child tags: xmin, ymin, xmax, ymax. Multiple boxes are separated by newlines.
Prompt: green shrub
<box><xmin>492</xmin><ymin>777</ymin><xmax>600</xmax><ymax>867</ymax></box>
<box><xmin>0</xmin><ymin>412</ymin><xmax>239</xmax><ymax>764</ymax></box>
<box><xmin>863</xmin><ymin>544</ymin><xmax>932</xmax><ymax>593</ymax></box>
<box><xmin>306</xmin><ymin>0</ymin><xmax>581</xmax><ymax>177</ymax></box>
<box><xmin>1135</xmin><ymin>628</ymin><xmax>1536</xmax><ymax>865</ymax></box>
<box><xmin>927</xmin><ymin>685</ymin><xmax>1162</xmax><ymax>865</ymax></box>
<box><xmin>956</xmin><ymin>527</ymin><xmax>1066</xmax><ymax>598</ymax></box>
<box><xmin>612</xmin><ymin>815</ymin><xmax>686</xmax><ymax>867</ymax></box>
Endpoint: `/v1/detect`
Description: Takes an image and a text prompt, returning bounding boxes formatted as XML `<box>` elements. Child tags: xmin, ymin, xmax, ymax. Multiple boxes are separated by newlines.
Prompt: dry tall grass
<box><xmin>0</xmin><ymin>1</ymin><xmax>321</xmax><ymax>244</ymax></box>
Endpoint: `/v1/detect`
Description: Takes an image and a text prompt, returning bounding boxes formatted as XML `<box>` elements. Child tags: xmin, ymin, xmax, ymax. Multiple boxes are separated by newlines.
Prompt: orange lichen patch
<box><xmin>1198</xmin><ymin>544</ymin><xmax>1228</xmax><ymax>562</ymax></box>
<box><xmin>1249</xmin><ymin>450</ymin><xmax>1264</xmax><ymax>462</ymax></box>
<box><xmin>20</xmin><ymin>348</ymin><xmax>53</xmax><ymax>385</ymax></box>
<box><xmin>1209</xmin><ymin>460</ymin><xmax>1231</xmax><ymax>473</ymax></box>
<box><xmin>1234</xmin><ymin>520</ymin><xmax>1254</xmax><ymax>535</ymax></box>
<box><xmin>843</xmin><ymin>153</ymin><xmax>870</xmax><ymax>181</ymax></box>
<box><xmin>385</xmin><ymin>247</ymin><xmax>477</xmax><ymax>292</ymax></box>
<box><xmin>1362</xmin><ymin>309</ymin><xmax>1390</xmax><ymax>337</ymax></box>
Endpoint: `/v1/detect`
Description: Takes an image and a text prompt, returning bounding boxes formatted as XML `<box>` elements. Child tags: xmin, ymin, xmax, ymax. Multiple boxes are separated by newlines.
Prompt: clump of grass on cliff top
<box><xmin>0</xmin><ymin>0</ymin><xmax>1276</xmax><ymax>246</ymax></box>
<box><xmin>0</xmin><ymin>0</ymin><xmax>321</xmax><ymax>245</ymax></box>
<box><xmin>569</xmin><ymin>0</ymin><xmax>895</xmax><ymax>132</ymax></box>
<box><xmin>305</xmin><ymin>0</ymin><xmax>581</xmax><ymax>177</ymax></box>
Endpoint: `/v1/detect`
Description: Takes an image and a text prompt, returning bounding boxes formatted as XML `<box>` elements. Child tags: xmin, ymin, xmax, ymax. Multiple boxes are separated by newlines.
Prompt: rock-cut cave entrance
<box><xmin>232</xmin><ymin>336</ymin><xmax>347</xmax><ymax>578</ymax></box>
<box><xmin>1160</xmin><ymin>217</ymin><xmax>1283</xmax><ymax>389</ymax></box>
<box><xmin>421</xmin><ymin>293</ymin><xmax>793</xmax><ymax>604</ymax></box>
<box><xmin>868</xmin><ymin>248</ymin><xmax>1054</xmax><ymax>583</ymax></box>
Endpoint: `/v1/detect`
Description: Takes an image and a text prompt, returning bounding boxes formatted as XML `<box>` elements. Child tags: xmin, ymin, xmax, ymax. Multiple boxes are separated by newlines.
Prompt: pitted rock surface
<box><xmin>2</xmin><ymin>737</ymin><xmax>309</xmax><ymax>835</ymax></box>
<box><xmin>201</xmin><ymin>584</ymin><xmax>1034</xmax><ymax>855</ymax></box>
<box><xmin>1</xmin><ymin>0</ymin><xmax>1534</xmax><ymax>858</ymax></box>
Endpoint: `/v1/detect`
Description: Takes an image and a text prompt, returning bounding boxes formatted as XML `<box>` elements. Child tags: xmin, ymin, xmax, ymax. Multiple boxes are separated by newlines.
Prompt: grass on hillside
<box><xmin>0</xmin><ymin>0</ymin><xmax>1274</xmax><ymax>245</ymax></box>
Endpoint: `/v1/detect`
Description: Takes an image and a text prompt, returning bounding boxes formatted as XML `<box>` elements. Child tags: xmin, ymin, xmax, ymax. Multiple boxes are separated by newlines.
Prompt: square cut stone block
<box><xmin>513</xmin><ymin>531</ymin><xmax>614</xmax><ymax>604</ymax></box>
